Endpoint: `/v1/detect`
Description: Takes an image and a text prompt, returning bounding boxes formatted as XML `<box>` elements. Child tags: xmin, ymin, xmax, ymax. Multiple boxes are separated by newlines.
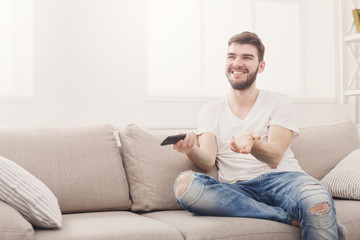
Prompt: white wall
<box><xmin>0</xmin><ymin>0</ymin><xmax>354</xmax><ymax>128</ymax></box>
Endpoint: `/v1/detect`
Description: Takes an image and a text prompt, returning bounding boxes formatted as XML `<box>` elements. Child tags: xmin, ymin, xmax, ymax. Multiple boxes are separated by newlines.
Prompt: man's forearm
<box><xmin>231</xmin><ymin>125</ymin><xmax>292</xmax><ymax>168</ymax></box>
<box><xmin>186</xmin><ymin>146</ymin><xmax>216</xmax><ymax>172</ymax></box>
<box><xmin>172</xmin><ymin>132</ymin><xmax>217</xmax><ymax>172</ymax></box>
<box><xmin>251</xmin><ymin>140</ymin><xmax>283</xmax><ymax>168</ymax></box>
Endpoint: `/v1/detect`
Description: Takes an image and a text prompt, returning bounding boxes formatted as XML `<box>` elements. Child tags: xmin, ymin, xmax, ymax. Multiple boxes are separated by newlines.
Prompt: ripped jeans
<box><xmin>174</xmin><ymin>171</ymin><xmax>340</xmax><ymax>240</ymax></box>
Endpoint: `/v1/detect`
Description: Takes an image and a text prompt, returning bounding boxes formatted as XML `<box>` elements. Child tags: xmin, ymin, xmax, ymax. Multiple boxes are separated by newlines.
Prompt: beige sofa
<box><xmin>0</xmin><ymin>121</ymin><xmax>360</xmax><ymax>240</ymax></box>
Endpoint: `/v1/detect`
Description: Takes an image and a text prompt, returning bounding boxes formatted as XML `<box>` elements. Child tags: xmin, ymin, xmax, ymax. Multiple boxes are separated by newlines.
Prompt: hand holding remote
<box><xmin>160</xmin><ymin>134</ymin><xmax>186</xmax><ymax>146</ymax></box>
<box><xmin>172</xmin><ymin>132</ymin><xmax>197</xmax><ymax>154</ymax></box>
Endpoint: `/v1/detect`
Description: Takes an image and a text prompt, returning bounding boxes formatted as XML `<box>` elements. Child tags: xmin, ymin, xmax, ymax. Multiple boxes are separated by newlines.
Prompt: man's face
<box><xmin>225</xmin><ymin>43</ymin><xmax>264</xmax><ymax>90</ymax></box>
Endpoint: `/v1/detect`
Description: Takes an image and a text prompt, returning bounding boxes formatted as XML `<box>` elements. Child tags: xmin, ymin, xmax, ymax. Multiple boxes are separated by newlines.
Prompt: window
<box><xmin>0</xmin><ymin>0</ymin><xmax>34</xmax><ymax>98</ymax></box>
<box><xmin>147</xmin><ymin>0</ymin><xmax>336</xmax><ymax>101</ymax></box>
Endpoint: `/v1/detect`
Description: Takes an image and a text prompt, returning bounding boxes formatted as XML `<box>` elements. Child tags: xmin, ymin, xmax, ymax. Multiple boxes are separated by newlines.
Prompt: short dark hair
<box><xmin>228</xmin><ymin>32</ymin><xmax>265</xmax><ymax>62</ymax></box>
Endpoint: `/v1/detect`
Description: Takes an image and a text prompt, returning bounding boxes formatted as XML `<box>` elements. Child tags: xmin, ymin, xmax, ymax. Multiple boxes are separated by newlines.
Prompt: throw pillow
<box><xmin>0</xmin><ymin>155</ymin><xmax>62</xmax><ymax>228</ymax></box>
<box><xmin>321</xmin><ymin>149</ymin><xmax>360</xmax><ymax>200</ymax></box>
<box><xmin>118</xmin><ymin>124</ymin><xmax>217</xmax><ymax>212</ymax></box>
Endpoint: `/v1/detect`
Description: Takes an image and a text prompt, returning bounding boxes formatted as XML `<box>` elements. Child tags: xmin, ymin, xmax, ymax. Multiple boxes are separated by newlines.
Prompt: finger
<box><xmin>230</xmin><ymin>140</ymin><xmax>238</xmax><ymax>149</ymax></box>
<box><xmin>188</xmin><ymin>133</ymin><xmax>196</xmax><ymax>148</ymax></box>
<box><xmin>230</xmin><ymin>141</ymin><xmax>241</xmax><ymax>152</ymax></box>
<box><xmin>231</xmin><ymin>136</ymin><xmax>237</xmax><ymax>146</ymax></box>
<box><xmin>230</xmin><ymin>146</ymin><xmax>237</xmax><ymax>152</ymax></box>
<box><xmin>253</xmin><ymin>133</ymin><xmax>261</xmax><ymax>140</ymax></box>
<box><xmin>173</xmin><ymin>139</ymin><xmax>184</xmax><ymax>150</ymax></box>
<box><xmin>241</xmin><ymin>144</ymin><xmax>251</xmax><ymax>154</ymax></box>
<box><xmin>232</xmin><ymin>148</ymin><xmax>240</xmax><ymax>153</ymax></box>
<box><xmin>182</xmin><ymin>134</ymin><xmax>191</xmax><ymax>147</ymax></box>
<box><xmin>230</xmin><ymin>141</ymin><xmax>236</xmax><ymax>149</ymax></box>
<box><xmin>187</xmin><ymin>133</ymin><xmax>196</xmax><ymax>146</ymax></box>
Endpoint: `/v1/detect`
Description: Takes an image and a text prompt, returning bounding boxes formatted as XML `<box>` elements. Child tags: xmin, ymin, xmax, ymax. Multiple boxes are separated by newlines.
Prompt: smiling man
<box><xmin>172</xmin><ymin>32</ymin><xmax>346</xmax><ymax>240</ymax></box>
<box><xmin>226</xmin><ymin>42</ymin><xmax>264</xmax><ymax>91</ymax></box>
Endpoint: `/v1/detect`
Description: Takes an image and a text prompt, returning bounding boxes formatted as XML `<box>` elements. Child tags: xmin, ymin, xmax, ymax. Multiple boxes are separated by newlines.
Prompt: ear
<box><xmin>258</xmin><ymin>61</ymin><xmax>265</xmax><ymax>73</ymax></box>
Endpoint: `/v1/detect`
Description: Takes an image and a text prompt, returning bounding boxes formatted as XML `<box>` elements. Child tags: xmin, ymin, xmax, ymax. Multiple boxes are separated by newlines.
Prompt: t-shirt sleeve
<box><xmin>268</xmin><ymin>94</ymin><xmax>300</xmax><ymax>138</ymax></box>
<box><xmin>196</xmin><ymin>103</ymin><xmax>216</xmax><ymax>136</ymax></box>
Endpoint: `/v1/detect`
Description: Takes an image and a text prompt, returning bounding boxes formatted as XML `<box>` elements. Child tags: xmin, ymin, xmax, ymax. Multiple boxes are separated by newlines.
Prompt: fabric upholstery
<box><xmin>290</xmin><ymin>121</ymin><xmax>360</xmax><ymax>180</ymax></box>
<box><xmin>0</xmin><ymin>200</ymin><xmax>34</xmax><ymax>240</ymax></box>
<box><xmin>321</xmin><ymin>149</ymin><xmax>360</xmax><ymax>200</ymax></box>
<box><xmin>0</xmin><ymin>125</ymin><xmax>131</xmax><ymax>213</ymax></box>
<box><xmin>34</xmin><ymin>211</ymin><xmax>183</xmax><ymax>240</ymax></box>
<box><xmin>118</xmin><ymin>124</ymin><xmax>217</xmax><ymax>211</ymax></box>
<box><xmin>141</xmin><ymin>200</ymin><xmax>360</xmax><ymax>240</ymax></box>
<box><xmin>334</xmin><ymin>199</ymin><xmax>360</xmax><ymax>238</ymax></box>
<box><xmin>0</xmin><ymin>156</ymin><xmax>62</xmax><ymax>228</ymax></box>
<box><xmin>143</xmin><ymin>210</ymin><xmax>302</xmax><ymax>240</ymax></box>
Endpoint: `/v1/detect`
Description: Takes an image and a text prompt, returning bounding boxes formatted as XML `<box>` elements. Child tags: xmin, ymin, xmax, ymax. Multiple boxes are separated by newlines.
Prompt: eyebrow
<box><xmin>242</xmin><ymin>54</ymin><xmax>255</xmax><ymax>58</ymax></box>
<box><xmin>227</xmin><ymin>53</ymin><xmax>255</xmax><ymax>58</ymax></box>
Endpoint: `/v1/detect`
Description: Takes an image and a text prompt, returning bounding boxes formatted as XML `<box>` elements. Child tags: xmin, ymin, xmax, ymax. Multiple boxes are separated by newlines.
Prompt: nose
<box><xmin>232</xmin><ymin>57</ymin><xmax>244</xmax><ymax>67</ymax></box>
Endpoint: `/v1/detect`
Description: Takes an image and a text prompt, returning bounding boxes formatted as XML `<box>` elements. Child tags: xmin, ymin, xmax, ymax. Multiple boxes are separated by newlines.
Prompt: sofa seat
<box><xmin>34</xmin><ymin>211</ymin><xmax>183</xmax><ymax>240</ymax></box>
<box><xmin>142</xmin><ymin>199</ymin><xmax>360</xmax><ymax>240</ymax></box>
<box><xmin>143</xmin><ymin>210</ymin><xmax>302</xmax><ymax>240</ymax></box>
<box><xmin>334</xmin><ymin>199</ymin><xmax>360</xmax><ymax>237</ymax></box>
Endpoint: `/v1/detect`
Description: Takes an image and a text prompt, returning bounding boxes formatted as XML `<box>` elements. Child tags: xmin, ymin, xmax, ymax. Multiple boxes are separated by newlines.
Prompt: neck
<box><xmin>228</xmin><ymin>86</ymin><xmax>259</xmax><ymax>105</ymax></box>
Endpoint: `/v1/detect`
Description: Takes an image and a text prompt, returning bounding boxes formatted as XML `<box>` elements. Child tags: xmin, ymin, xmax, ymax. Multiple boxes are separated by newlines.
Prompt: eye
<box><xmin>243</xmin><ymin>55</ymin><xmax>254</xmax><ymax>60</ymax></box>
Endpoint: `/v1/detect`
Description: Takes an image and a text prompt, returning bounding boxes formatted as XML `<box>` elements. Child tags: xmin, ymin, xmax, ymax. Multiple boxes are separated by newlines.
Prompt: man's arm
<box><xmin>173</xmin><ymin>132</ymin><xmax>217</xmax><ymax>172</ymax></box>
<box><xmin>231</xmin><ymin>125</ymin><xmax>292</xmax><ymax>168</ymax></box>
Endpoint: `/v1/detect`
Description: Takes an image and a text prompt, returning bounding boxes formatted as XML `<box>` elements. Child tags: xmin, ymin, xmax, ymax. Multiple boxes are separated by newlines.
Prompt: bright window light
<box><xmin>147</xmin><ymin>0</ymin><xmax>336</xmax><ymax>100</ymax></box>
<box><xmin>0</xmin><ymin>0</ymin><xmax>34</xmax><ymax>97</ymax></box>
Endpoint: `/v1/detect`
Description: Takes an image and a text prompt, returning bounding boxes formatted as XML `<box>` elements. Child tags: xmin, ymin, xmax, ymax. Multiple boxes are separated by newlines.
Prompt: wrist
<box><xmin>185</xmin><ymin>145</ymin><xmax>197</xmax><ymax>155</ymax></box>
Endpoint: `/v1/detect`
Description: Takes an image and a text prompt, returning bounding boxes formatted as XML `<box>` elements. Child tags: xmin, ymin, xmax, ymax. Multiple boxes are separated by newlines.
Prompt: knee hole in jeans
<box><xmin>309</xmin><ymin>202</ymin><xmax>331</xmax><ymax>215</ymax></box>
<box><xmin>300</xmin><ymin>184</ymin><xmax>331</xmax><ymax>215</ymax></box>
<box><xmin>175</xmin><ymin>172</ymin><xmax>194</xmax><ymax>198</ymax></box>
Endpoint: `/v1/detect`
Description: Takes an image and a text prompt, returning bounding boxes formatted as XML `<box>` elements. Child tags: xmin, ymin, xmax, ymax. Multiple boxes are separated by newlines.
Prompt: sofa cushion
<box><xmin>334</xmin><ymin>199</ymin><xmax>360</xmax><ymax>239</ymax></box>
<box><xmin>0</xmin><ymin>125</ymin><xmax>131</xmax><ymax>213</ymax></box>
<box><xmin>290</xmin><ymin>121</ymin><xmax>360</xmax><ymax>180</ymax></box>
<box><xmin>0</xmin><ymin>200</ymin><xmax>34</xmax><ymax>240</ymax></box>
<box><xmin>143</xmin><ymin>201</ymin><xmax>360</xmax><ymax>240</ymax></box>
<box><xmin>321</xmin><ymin>149</ymin><xmax>360</xmax><ymax>200</ymax></box>
<box><xmin>143</xmin><ymin>210</ymin><xmax>301</xmax><ymax>240</ymax></box>
<box><xmin>34</xmin><ymin>211</ymin><xmax>183</xmax><ymax>240</ymax></box>
<box><xmin>119</xmin><ymin>124</ymin><xmax>217</xmax><ymax>212</ymax></box>
<box><xmin>0</xmin><ymin>156</ymin><xmax>61</xmax><ymax>228</ymax></box>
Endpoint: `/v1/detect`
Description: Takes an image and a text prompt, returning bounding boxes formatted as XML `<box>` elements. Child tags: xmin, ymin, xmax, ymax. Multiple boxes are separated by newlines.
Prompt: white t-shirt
<box><xmin>197</xmin><ymin>90</ymin><xmax>304</xmax><ymax>183</ymax></box>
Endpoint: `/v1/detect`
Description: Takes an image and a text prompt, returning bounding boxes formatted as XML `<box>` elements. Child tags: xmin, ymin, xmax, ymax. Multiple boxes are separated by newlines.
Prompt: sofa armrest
<box><xmin>0</xmin><ymin>200</ymin><xmax>34</xmax><ymax>240</ymax></box>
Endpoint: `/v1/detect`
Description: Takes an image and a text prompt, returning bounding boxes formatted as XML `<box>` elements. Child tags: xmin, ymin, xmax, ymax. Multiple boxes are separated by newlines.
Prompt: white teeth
<box><xmin>233</xmin><ymin>71</ymin><xmax>245</xmax><ymax>74</ymax></box>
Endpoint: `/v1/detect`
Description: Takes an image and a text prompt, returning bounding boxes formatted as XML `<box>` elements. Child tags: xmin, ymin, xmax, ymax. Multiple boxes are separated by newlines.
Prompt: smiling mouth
<box><xmin>232</xmin><ymin>71</ymin><xmax>246</xmax><ymax>74</ymax></box>
<box><xmin>230</xmin><ymin>68</ymin><xmax>248</xmax><ymax>75</ymax></box>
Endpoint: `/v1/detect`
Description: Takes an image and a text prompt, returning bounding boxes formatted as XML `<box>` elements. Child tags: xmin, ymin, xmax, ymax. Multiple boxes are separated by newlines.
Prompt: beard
<box><xmin>226</xmin><ymin>65</ymin><xmax>259</xmax><ymax>90</ymax></box>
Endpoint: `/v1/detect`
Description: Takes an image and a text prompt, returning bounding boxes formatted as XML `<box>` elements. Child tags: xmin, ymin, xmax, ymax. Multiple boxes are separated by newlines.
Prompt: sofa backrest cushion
<box><xmin>290</xmin><ymin>121</ymin><xmax>360</xmax><ymax>180</ymax></box>
<box><xmin>0</xmin><ymin>125</ymin><xmax>131</xmax><ymax>213</ymax></box>
<box><xmin>119</xmin><ymin>124</ymin><xmax>217</xmax><ymax>212</ymax></box>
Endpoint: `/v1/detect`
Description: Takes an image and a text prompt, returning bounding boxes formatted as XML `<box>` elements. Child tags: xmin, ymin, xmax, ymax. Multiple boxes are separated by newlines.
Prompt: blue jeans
<box><xmin>174</xmin><ymin>171</ymin><xmax>340</xmax><ymax>240</ymax></box>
